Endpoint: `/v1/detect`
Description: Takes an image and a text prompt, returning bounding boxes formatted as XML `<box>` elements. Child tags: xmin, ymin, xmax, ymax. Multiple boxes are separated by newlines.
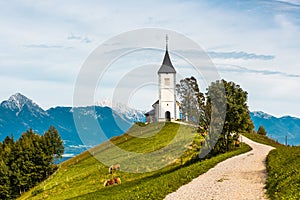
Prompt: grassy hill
<box><xmin>19</xmin><ymin>122</ymin><xmax>251</xmax><ymax>200</ymax></box>
<box><xmin>243</xmin><ymin>132</ymin><xmax>300</xmax><ymax>199</ymax></box>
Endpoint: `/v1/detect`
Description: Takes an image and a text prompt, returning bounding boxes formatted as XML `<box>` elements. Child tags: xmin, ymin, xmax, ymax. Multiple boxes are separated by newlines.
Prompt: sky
<box><xmin>0</xmin><ymin>0</ymin><xmax>300</xmax><ymax>117</ymax></box>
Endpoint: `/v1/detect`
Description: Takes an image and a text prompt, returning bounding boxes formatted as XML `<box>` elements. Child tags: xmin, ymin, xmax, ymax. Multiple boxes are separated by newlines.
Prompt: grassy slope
<box><xmin>71</xmin><ymin>145</ymin><xmax>251</xmax><ymax>200</ymax></box>
<box><xmin>243</xmin><ymin>132</ymin><xmax>300</xmax><ymax>199</ymax></box>
<box><xmin>20</xmin><ymin>123</ymin><xmax>251</xmax><ymax>200</ymax></box>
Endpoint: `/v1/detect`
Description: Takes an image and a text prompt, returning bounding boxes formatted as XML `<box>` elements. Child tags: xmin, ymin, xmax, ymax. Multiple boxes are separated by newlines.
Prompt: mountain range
<box><xmin>0</xmin><ymin>93</ymin><xmax>145</xmax><ymax>161</ymax></box>
<box><xmin>251</xmin><ymin>111</ymin><xmax>300</xmax><ymax>145</ymax></box>
<box><xmin>0</xmin><ymin>93</ymin><xmax>299</xmax><ymax>161</ymax></box>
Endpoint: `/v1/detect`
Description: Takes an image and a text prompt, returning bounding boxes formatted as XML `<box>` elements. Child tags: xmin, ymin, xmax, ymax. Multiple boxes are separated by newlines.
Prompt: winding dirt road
<box><xmin>165</xmin><ymin>136</ymin><xmax>275</xmax><ymax>200</ymax></box>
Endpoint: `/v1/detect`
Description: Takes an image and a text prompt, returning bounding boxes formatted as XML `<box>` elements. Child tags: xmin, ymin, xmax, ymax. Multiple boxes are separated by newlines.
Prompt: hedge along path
<box><xmin>165</xmin><ymin>136</ymin><xmax>275</xmax><ymax>200</ymax></box>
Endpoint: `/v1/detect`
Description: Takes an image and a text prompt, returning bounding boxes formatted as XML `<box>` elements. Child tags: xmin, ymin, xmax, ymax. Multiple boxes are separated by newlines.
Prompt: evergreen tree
<box><xmin>257</xmin><ymin>125</ymin><xmax>267</xmax><ymax>135</ymax></box>
<box><xmin>0</xmin><ymin>158</ymin><xmax>11</xmax><ymax>199</ymax></box>
<box><xmin>42</xmin><ymin>126</ymin><xmax>64</xmax><ymax>160</ymax></box>
<box><xmin>0</xmin><ymin>126</ymin><xmax>64</xmax><ymax>198</ymax></box>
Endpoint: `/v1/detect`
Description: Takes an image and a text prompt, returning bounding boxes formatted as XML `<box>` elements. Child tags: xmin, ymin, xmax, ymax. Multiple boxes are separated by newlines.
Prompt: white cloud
<box><xmin>208</xmin><ymin>51</ymin><xmax>275</xmax><ymax>60</ymax></box>
<box><xmin>215</xmin><ymin>63</ymin><xmax>299</xmax><ymax>78</ymax></box>
<box><xmin>23</xmin><ymin>44</ymin><xmax>64</xmax><ymax>49</ymax></box>
<box><xmin>0</xmin><ymin>1</ymin><xmax>300</xmax><ymax>117</ymax></box>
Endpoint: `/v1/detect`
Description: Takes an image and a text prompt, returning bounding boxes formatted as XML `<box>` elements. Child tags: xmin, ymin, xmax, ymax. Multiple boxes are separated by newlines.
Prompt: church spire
<box><xmin>158</xmin><ymin>34</ymin><xmax>176</xmax><ymax>74</ymax></box>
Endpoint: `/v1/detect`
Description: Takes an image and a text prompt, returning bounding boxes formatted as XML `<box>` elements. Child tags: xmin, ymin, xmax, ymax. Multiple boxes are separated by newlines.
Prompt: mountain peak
<box><xmin>8</xmin><ymin>93</ymin><xmax>30</xmax><ymax>108</ymax></box>
<box><xmin>1</xmin><ymin>93</ymin><xmax>46</xmax><ymax>116</ymax></box>
<box><xmin>4</xmin><ymin>93</ymin><xmax>31</xmax><ymax>110</ymax></box>
<box><xmin>252</xmin><ymin>111</ymin><xmax>274</xmax><ymax>119</ymax></box>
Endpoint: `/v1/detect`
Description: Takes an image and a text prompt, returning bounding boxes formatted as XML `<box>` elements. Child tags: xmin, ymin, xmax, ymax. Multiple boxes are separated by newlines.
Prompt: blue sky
<box><xmin>0</xmin><ymin>0</ymin><xmax>300</xmax><ymax>117</ymax></box>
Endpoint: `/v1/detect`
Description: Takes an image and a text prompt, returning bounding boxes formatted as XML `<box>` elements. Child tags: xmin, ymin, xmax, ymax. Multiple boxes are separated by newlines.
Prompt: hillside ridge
<box><xmin>19</xmin><ymin>122</ymin><xmax>251</xmax><ymax>200</ymax></box>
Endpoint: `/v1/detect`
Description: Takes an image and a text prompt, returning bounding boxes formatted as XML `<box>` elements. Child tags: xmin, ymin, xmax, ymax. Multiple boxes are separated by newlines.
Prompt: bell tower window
<box><xmin>164</xmin><ymin>78</ymin><xmax>170</xmax><ymax>86</ymax></box>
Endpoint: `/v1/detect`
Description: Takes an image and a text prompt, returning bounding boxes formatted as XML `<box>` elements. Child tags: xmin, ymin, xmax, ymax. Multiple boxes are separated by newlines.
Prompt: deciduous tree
<box><xmin>176</xmin><ymin>76</ymin><xmax>205</xmax><ymax>124</ymax></box>
<box><xmin>205</xmin><ymin>79</ymin><xmax>254</xmax><ymax>155</ymax></box>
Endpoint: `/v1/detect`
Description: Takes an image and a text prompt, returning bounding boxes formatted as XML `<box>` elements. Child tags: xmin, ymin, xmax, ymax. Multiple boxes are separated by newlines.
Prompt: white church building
<box><xmin>145</xmin><ymin>37</ymin><xmax>181</xmax><ymax>122</ymax></box>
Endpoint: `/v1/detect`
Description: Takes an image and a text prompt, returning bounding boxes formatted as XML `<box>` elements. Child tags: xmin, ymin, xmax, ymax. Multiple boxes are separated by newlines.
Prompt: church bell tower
<box><xmin>158</xmin><ymin>35</ymin><xmax>177</xmax><ymax>121</ymax></box>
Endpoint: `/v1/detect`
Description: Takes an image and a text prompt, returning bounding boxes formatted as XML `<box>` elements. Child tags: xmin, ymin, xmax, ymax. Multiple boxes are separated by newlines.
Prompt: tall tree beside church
<box><xmin>201</xmin><ymin>79</ymin><xmax>226</xmax><ymax>156</ymax></box>
<box><xmin>205</xmin><ymin>79</ymin><xmax>254</xmax><ymax>154</ymax></box>
<box><xmin>176</xmin><ymin>76</ymin><xmax>205</xmax><ymax>124</ymax></box>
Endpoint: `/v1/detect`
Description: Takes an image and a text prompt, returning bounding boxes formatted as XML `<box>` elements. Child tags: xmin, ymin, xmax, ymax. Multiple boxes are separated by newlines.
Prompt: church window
<box><xmin>164</xmin><ymin>78</ymin><xmax>170</xmax><ymax>86</ymax></box>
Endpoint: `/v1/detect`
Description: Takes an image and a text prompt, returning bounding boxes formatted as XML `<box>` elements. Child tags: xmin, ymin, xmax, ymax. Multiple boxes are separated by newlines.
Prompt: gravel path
<box><xmin>164</xmin><ymin>136</ymin><xmax>275</xmax><ymax>200</ymax></box>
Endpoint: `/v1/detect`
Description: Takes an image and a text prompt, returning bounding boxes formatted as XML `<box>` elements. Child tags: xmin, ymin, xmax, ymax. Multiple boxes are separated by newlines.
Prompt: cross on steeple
<box><xmin>166</xmin><ymin>34</ymin><xmax>168</xmax><ymax>51</ymax></box>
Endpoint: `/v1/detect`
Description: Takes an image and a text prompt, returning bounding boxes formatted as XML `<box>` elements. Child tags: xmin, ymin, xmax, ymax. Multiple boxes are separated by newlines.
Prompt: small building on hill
<box><xmin>145</xmin><ymin>36</ymin><xmax>181</xmax><ymax>122</ymax></box>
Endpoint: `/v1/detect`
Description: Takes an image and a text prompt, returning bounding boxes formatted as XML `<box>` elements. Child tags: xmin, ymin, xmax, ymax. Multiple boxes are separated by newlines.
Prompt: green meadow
<box><xmin>243</xmin><ymin>132</ymin><xmax>300</xmax><ymax>199</ymax></box>
<box><xmin>19</xmin><ymin>122</ymin><xmax>250</xmax><ymax>200</ymax></box>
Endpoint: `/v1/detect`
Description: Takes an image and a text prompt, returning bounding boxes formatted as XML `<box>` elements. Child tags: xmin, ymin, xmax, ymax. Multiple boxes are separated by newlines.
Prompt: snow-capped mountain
<box><xmin>0</xmin><ymin>93</ymin><xmax>47</xmax><ymax>117</ymax></box>
<box><xmin>252</xmin><ymin>111</ymin><xmax>273</xmax><ymax>119</ymax></box>
<box><xmin>1</xmin><ymin>93</ymin><xmax>34</xmax><ymax>111</ymax></box>
<box><xmin>1</xmin><ymin>93</ymin><xmax>299</xmax><ymax>162</ymax></box>
<box><xmin>0</xmin><ymin>93</ymin><xmax>50</xmax><ymax>135</ymax></box>
<box><xmin>0</xmin><ymin>93</ymin><xmax>146</xmax><ymax>160</ymax></box>
<box><xmin>250</xmin><ymin>111</ymin><xmax>300</xmax><ymax>145</ymax></box>
<box><xmin>96</xmin><ymin>99</ymin><xmax>145</xmax><ymax>123</ymax></box>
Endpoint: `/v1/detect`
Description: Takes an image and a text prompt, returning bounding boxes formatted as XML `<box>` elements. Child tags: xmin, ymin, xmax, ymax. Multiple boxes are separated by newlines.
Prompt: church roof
<box><xmin>158</xmin><ymin>36</ymin><xmax>176</xmax><ymax>74</ymax></box>
<box><xmin>152</xmin><ymin>100</ymin><xmax>159</xmax><ymax>107</ymax></box>
<box><xmin>144</xmin><ymin>109</ymin><xmax>155</xmax><ymax>116</ymax></box>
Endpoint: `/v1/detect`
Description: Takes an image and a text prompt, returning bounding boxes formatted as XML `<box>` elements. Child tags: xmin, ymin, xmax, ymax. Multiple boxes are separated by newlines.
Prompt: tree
<box><xmin>42</xmin><ymin>126</ymin><xmax>64</xmax><ymax>160</ymax></box>
<box><xmin>205</xmin><ymin>79</ymin><xmax>254</xmax><ymax>155</ymax></box>
<box><xmin>257</xmin><ymin>125</ymin><xmax>267</xmax><ymax>135</ymax></box>
<box><xmin>0</xmin><ymin>158</ymin><xmax>11</xmax><ymax>199</ymax></box>
<box><xmin>176</xmin><ymin>76</ymin><xmax>205</xmax><ymax>124</ymax></box>
<box><xmin>0</xmin><ymin>126</ymin><xmax>64</xmax><ymax>198</ymax></box>
<box><xmin>222</xmin><ymin>80</ymin><xmax>254</xmax><ymax>134</ymax></box>
<box><xmin>199</xmin><ymin>79</ymin><xmax>226</xmax><ymax>157</ymax></box>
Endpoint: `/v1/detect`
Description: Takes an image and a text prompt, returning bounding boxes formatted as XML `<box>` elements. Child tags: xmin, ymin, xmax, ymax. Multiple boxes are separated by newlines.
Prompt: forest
<box><xmin>0</xmin><ymin>126</ymin><xmax>64</xmax><ymax>199</ymax></box>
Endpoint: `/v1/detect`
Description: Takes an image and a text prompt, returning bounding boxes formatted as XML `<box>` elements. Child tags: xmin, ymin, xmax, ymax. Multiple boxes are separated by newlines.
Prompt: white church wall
<box><xmin>158</xmin><ymin>73</ymin><xmax>177</xmax><ymax>121</ymax></box>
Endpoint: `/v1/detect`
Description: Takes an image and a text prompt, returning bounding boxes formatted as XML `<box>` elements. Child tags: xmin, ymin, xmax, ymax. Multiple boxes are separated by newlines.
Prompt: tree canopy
<box><xmin>206</xmin><ymin>79</ymin><xmax>254</xmax><ymax>154</ymax></box>
<box><xmin>177</xmin><ymin>78</ymin><xmax>254</xmax><ymax>156</ymax></box>
<box><xmin>176</xmin><ymin>76</ymin><xmax>205</xmax><ymax>124</ymax></box>
<box><xmin>0</xmin><ymin>126</ymin><xmax>64</xmax><ymax>199</ymax></box>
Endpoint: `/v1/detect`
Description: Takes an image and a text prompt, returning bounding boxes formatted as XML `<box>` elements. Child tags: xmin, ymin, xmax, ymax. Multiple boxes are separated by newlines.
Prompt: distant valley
<box><xmin>0</xmin><ymin>93</ymin><xmax>299</xmax><ymax>162</ymax></box>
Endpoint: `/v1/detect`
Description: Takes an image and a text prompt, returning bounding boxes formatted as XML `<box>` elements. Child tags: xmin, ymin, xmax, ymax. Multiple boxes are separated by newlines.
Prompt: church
<box><xmin>145</xmin><ymin>36</ymin><xmax>181</xmax><ymax>122</ymax></box>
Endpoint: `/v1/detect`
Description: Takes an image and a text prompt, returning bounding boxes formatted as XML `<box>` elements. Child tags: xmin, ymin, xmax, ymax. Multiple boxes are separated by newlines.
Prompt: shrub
<box><xmin>257</xmin><ymin>125</ymin><xmax>267</xmax><ymax>135</ymax></box>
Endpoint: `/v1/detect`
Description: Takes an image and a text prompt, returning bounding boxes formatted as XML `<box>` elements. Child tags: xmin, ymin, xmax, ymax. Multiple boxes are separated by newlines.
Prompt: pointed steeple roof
<box><xmin>158</xmin><ymin>35</ymin><xmax>176</xmax><ymax>74</ymax></box>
